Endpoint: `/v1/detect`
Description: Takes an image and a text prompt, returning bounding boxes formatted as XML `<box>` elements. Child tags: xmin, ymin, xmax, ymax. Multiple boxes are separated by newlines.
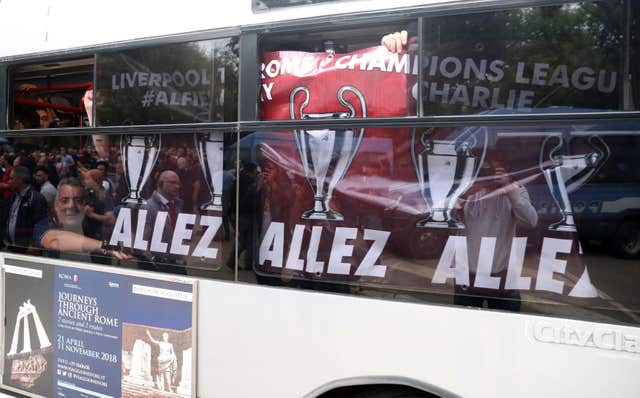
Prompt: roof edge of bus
<box><xmin>0</xmin><ymin>0</ymin><xmax>567</xmax><ymax>62</ymax></box>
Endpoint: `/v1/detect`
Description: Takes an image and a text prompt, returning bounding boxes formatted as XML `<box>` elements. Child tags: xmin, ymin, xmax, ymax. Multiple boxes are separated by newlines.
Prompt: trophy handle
<box><xmin>336</xmin><ymin>85</ymin><xmax>367</xmax><ymax>162</ymax></box>
<box><xmin>539</xmin><ymin>134</ymin><xmax>563</xmax><ymax>171</ymax></box>
<box><xmin>290</xmin><ymin>86</ymin><xmax>312</xmax><ymax>181</ymax></box>
<box><xmin>454</xmin><ymin>126</ymin><xmax>488</xmax><ymax>180</ymax></box>
<box><xmin>289</xmin><ymin>86</ymin><xmax>310</xmax><ymax>125</ymax></box>
<box><xmin>419</xmin><ymin>127</ymin><xmax>434</xmax><ymax>149</ymax></box>
<box><xmin>337</xmin><ymin>86</ymin><xmax>367</xmax><ymax>118</ymax></box>
<box><xmin>587</xmin><ymin>135</ymin><xmax>611</xmax><ymax>170</ymax></box>
<box><xmin>411</xmin><ymin>128</ymin><xmax>435</xmax><ymax>188</ymax></box>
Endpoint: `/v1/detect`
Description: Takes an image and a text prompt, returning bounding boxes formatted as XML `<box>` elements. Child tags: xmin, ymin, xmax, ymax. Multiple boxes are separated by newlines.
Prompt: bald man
<box><xmin>140</xmin><ymin>170</ymin><xmax>186</xmax><ymax>274</ymax></box>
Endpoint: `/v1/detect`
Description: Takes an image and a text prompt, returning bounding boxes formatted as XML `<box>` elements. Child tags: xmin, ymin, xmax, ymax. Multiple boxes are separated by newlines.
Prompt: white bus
<box><xmin>0</xmin><ymin>0</ymin><xmax>639</xmax><ymax>397</ymax></box>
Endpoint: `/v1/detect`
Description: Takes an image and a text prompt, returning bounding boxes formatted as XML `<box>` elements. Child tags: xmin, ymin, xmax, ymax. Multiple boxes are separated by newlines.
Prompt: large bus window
<box><xmin>259</xmin><ymin>22</ymin><xmax>418</xmax><ymax>119</ymax></box>
<box><xmin>238</xmin><ymin>124</ymin><xmax>640</xmax><ymax>325</ymax></box>
<box><xmin>10</xmin><ymin>57</ymin><xmax>94</xmax><ymax>130</ymax></box>
<box><xmin>95</xmin><ymin>38</ymin><xmax>239</xmax><ymax>126</ymax></box>
<box><xmin>421</xmin><ymin>1</ymin><xmax>639</xmax><ymax>115</ymax></box>
<box><xmin>0</xmin><ymin>132</ymin><xmax>235</xmax><ymax>279</ymax></box>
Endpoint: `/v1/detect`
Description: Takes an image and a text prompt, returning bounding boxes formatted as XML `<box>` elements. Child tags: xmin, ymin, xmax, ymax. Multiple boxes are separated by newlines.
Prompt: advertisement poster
<box><xmin>1</xmin><ymin>254</ymin><xmax>197</xmax><ymax>398</ymax></box>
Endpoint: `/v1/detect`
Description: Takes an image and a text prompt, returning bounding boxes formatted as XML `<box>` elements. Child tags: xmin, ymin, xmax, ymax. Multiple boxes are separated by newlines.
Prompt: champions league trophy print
<box><xmin>290</xmin><ymin>85</ymin><xmax>366</xmax><ymax>221</ymax></box>
<box><xmin>195</xmin><ymin>131</ymin><xmax>224</xmax><ymax>211</ymax></box>
<box><xmin>121</xmin><ymin>134</ymin><xmax>161</xmax><ymax>204</ymax></box>
<box><xmin>411</xmin><ymin>127</ymin><xmax>488</xmax><ymax>229</ymax></box>
<box><xmin>540</xmin><ymin>134</ymin><xmax>610</xmax><ymax>232</ymax></box>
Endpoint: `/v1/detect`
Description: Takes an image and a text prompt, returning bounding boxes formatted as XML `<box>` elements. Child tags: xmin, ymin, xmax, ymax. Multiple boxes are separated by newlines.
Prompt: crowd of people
<box><xmin>0</xmin><ymin>138</ymin><xmax>235</xmax><ymax>269</ymax></box>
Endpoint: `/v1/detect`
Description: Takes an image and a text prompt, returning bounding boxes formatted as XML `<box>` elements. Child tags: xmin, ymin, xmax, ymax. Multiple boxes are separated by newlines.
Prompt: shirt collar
<box><xmin>155</xmin><ymin>191</ymin><xmax>170</xmax><ymax>206</ymax></box>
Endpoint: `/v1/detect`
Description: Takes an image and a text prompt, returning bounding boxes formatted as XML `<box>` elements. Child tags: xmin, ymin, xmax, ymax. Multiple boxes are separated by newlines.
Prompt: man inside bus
<box><xmin>41</xmin><ymin>177</ymin><xmax>131</xmax><ymax>260</ymax></box>
<box><xmin>34</xmin><ymin>166</ymin><xmax>57</xmax><ymax>213</ymax></box>
<box><xmin>456</xmin><ymin>149</ymin><xmax>538</xmax><ymax>311</ymax></box>
<box><xmin>139</xmin><ymin>170</ymin><xmax>187</xmax><ymax>274</ymax></box>
<box><xmin>6</xmin><ymin>165</ymin><xmax>49</xmax><ymax>254</ymax></box>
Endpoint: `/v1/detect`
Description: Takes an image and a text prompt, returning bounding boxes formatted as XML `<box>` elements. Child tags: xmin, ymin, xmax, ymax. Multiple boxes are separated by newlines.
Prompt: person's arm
<box><xmin>40</xmin><ymin>230</ymin><xmax>131</xmax><ymax>259</ymax></box>
<box><xmin>85</xmin><ymin>206</ymin><xmax>116</xmax><ymax>226</ymax></box>
<box><xmin>507</xmin><ymin>185</ymin><xmax>538</xmax><ymax>229</ymax></box>
<box><xmin>146</xmin><ymin>330</ymin><xmax>158</xmax><ymax>344</ymax></box>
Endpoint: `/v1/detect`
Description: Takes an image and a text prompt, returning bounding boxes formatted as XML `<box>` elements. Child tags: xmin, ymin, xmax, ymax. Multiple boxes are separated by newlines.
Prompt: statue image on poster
<box><xmin>540</xmin><ymin>134</ymin><xmax>610</xmax><ymax>232</ymax></box>
<box><xmin>6</xmin><ymin>300</ymin><xmax>53</xmax><ymax>389</ymax></box>
<box><xmin>122</xmin><ymin>324</ymin><xmax>192</xmax><ymax>397</ymax></box>
<box><xmin>411</xmin><ymin>127</ymin><xmax>488</xmax><ymax>229</ymax></box>
<box><xmin>2</xmin><ymin>261</ymin><xmax>55</xmax><ymax>398</ymax></box>
<box><xmin>290</xmin><ymin>85</ymin><xmax>367</xmax><ymax>221</ymax></box>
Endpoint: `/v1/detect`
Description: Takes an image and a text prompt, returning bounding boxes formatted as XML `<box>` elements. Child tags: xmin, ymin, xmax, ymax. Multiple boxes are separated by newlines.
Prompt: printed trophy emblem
<box><xmin>540</xmin><ymin>134</ymin><xmax>610</xmax><ymax>232</ymax></box>
<box><xmin>411</xmin><ymin>127</ymin><xmax>487</xmax><ymax>229</ymax></box>
<box><xmin>195</xmin><ymin>132</ymin><xmax>224</xmax><ymax>211</ymax></box>
<box><xmin>6</xmin><ymin>300</ymin><xmax>52</xmax><ymax>388</ymax></box>
<box><xmin>121</xmin><ymin>134</ymin><xmax>161</xmax><ymax>204</ymax></box>
<box><xmin>290</xmin><ymin>85</ymin><xmax>366</xmax><ymax>221</ymax></box>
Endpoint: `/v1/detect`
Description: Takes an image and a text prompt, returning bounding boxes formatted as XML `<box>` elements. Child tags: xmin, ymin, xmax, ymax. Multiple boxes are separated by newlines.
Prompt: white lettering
<box><xmin>109</xmin><ymin>208</ymin><xmax>132</xmax><ymax>248</ymax></box>
<box><xmin>354</xmin><ymin>229</ymin><xmax>389</xmax><ymax>277</ymax></box>
<box><xmin>432</xmin><ymin>236</ymin><xmax>470</xmax><ymax>286</ymax></box>
<box><xmin>535</xmin><ymin>238</ymin><xmax>572</xmax><ymax>294</ymax></box>
<box><xmin>259</xmin><ymin>222</ymin><xmax>284</xmax><ymax>267</ymax></box>
<box><xmin>327</xmin><ymin>227</ymin><xmax>357</xmax><ymax>275</ymax></box>
<box><xmin>192</xmin><ymin>216</ymin><xmax>221</xmax><ymax>259</ymax></box>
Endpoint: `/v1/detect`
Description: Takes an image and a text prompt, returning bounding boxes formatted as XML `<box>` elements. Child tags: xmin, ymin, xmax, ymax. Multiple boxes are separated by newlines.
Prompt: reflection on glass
<box><xmin>240</xmin><ymin>126</ymin><xmax>640</xmax><ymax>325</ymax></box>
<box><xmin>422</xmin><ymin>2</ymin><xmax>634</xmax><ymax>115</ymax></box>
<box><xmin>411</xmin><ymin>127</ymin><xmax>487</xmax><ymax>229</ymax></box>
<box><xmin>95</xmin><ymin>38</ymin><xmax>239</xmax><ymax>125</ymax></box>
<box><xmin>540</xmin><ymin>134</ymin><xmax>610</xmax><ymax>232</ymax></box>
<box><xmin>0</xmin><ymin>133</ymin><xmax>234</xmax><ymax>280</ymax></box>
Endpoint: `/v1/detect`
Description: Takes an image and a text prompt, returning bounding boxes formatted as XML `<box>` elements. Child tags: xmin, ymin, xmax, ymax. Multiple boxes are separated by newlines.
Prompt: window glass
<box><xmin>259</xmin><ymin>22</ymin><xmax>418</xmax><ymax>120</ymax></box>
<box><xmin>10</xmin><ymin>58</ymin><xmax>94</xmax><ymax>130</ymax></box>
<box><xmin>0</xmin><ymin>132</ymin><xmax>235</xmax><ymax>279</ymax></box>
<box><xmin>238</xmin><ymin>124</ymin><xmax>640</xmax><ymax>325</ymax></box>
<box><xmin>95</xmin><ymin>38</ymin><xmax>239</xmax><ymax>126</ymax></box>
<box><xmin>421</xmin><ymin>1</ymin><xmax>639</xmax><ymax>115</ymax></box>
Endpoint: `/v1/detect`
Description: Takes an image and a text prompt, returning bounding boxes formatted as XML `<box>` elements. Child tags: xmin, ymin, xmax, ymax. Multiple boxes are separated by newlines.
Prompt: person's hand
<box><xmin>16</xmin><ymin>83</ymin><xmax>38</xmax><ymax>98</ymax></box>
<box><xmin>495</xmin><ymin>167</ymin><xmax>515</xmax><ymax>193</ymax></box>
<box><xmin>106</xmin><ymin>249</ymin><xmax>132</xmax><ymax>260</ymax></box>
<box><xmin>381</xmin><ymin>30</ymin><xmax>408</xmax><ymax>53</ymax></box>
<box><xmin>83</xmin><ymin>89</ymin><xmax>93</xmax><ymax>125</ymax></box>
<box><xmin>84</xmin><ymin>204</ymin><xmax>95</xmax><ymax>217</ymax></box>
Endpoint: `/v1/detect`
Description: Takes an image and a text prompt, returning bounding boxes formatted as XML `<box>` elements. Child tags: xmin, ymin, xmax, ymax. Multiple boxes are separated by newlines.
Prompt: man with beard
<box><xmin>34</xmin><ymin>166</ymin><xmax>57</xmax><ymax>213</ymax></box>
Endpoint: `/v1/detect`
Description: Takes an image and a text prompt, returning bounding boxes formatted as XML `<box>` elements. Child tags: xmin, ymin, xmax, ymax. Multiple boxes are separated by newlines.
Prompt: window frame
<box><xmin>0</xmin><ymin>0</ymin><xmax>637</xmax><ymax>136</ymax></box>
